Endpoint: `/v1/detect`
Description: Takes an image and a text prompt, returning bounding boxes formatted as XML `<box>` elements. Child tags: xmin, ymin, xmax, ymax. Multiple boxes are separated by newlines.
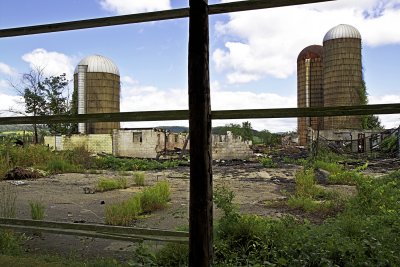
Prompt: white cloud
<box><xmin>0</xmin><ymin>93</ymin><xmax>24</xmax><ymax>116</ymax></box>
<box><xmin>22</xmin><ymin>48</ymin><xmax>74</xmax><ymax>79</ymax></box>
<box><xmin>120</xmin><ymin>76</ymin><xmax>297</xmax><ymax>132</ymax></box>
<box><xmin>99</xmin><ymin>0</ymin><xmax>171</xmax><ymax>15</ymax></box>
<box><xmin>0</xmin><ymin>80</ymin><xmax>9</xmax><ymax>89</ymax></box>
<box><xmin>369</xmin><ymin>94</ymin><xmax>400</xmax><ymax>129</ymax></box>
<box><xmin>0</xmin><ymin>62</ymin><xmax>16</xmax><ymax>76</ymax></box>
<box><xmin>213</xmin><ymin>0</ymin><xmax>400</xmax><ymax>83</ymax></box>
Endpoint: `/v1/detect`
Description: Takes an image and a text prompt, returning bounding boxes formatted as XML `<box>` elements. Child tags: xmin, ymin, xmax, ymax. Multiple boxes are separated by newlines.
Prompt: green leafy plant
<box><xmin>29</xmin><ymin>201</ymin><xmax>45</xmax><ymax>220</ymax></box>
<box><xmin>133</xmin><ymin>171</ymin><xmax>145</xmax><ymax>186</ymax></box>
<box><xmin>0</xmin><ymin>229</ymin><xmax>22</xmax><ymax>255</ymax></box>
<box><xmin>260</xmin><ymin>157</ymin><xmax>277</xmax><ymax>168</ymax></box>
<box><xmin>313</xmin><ymin>160</ymin><xmax>343</xmax><ymax>174</ymax></box>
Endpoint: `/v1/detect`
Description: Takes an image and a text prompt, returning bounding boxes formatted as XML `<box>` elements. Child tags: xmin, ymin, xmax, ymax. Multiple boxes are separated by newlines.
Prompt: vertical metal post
<box><xmin>188</xmin><ymin>0</ymin><xmax>213</xmax><ymax>266</ymax></box>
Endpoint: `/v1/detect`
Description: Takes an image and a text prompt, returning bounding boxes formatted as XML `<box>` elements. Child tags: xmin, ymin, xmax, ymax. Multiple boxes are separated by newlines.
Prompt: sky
<box><xmin>0</xmin><ymin>0</ymin><xmax>399</xmax><ymax>132</ymax></box>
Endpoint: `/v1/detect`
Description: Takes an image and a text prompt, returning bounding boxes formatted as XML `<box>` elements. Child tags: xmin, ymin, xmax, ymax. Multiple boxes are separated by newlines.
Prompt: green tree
<box><xmin>213</xmin><ymin>122</ymin><xmax>254</xmax><ymax>141</ymax></box>
<box><xmin>40</xmin><ymin>74</ymin><xmax>77</xmax><ymax>134</ymax></box>
<box><xmin>257</xmin><ymin>130</ymin><xmax>280</xmax><ymax>146</ymax></box>
<box><xmin>13</xmin><ymin>69</ymin><xmax>76</xmax><ymax>142</ymax></box>
<box><xmin>359</xmin><ymin>80</ymin><xmax>383</xmax><ymax>130</ymax></box>
<box><xmin>241</xmin><ymin>121</ymin><xmax>253</xmax><ymax>141</ymax></box>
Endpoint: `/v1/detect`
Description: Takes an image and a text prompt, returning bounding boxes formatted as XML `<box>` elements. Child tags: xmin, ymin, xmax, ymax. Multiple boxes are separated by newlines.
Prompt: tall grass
<box><xmin>141</xmin><ymin>181</ymin><xmax>170</xmax><ymax>212</ymax></box>
<box><xmin>29</xmin><ymin>201</ymin><xmax>45</xmax><ymax>220</ymax></box>
<box><xmin>96</xmin><ymin>177</ymin><xmax>128</xmax><ymax>192</ymax></box>
<box><xmin>105</xmin><ymin>196</ymin><xmax>142</xmax><ymax>226</ymax></box>
<box><xmin>0</xmin><ymin>184</ymin><xmax>17</xmax><ymax>218</ymax></box>
<box><xmin>133</xmin><ymin>172</ymin><xmax>145</xmax><ymax>186</ymax></box>
<box><xmin>105</xmin><ymin>181</ymin><xmax>170</xmax><ymax>226</ymax></box>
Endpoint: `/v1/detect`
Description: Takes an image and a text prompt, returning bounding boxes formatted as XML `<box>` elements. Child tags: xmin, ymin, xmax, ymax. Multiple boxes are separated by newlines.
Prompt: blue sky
<box><xmin>0</xmin><ymin>0</ymin><xmax>399</xmax><ymax>132</ymax></box>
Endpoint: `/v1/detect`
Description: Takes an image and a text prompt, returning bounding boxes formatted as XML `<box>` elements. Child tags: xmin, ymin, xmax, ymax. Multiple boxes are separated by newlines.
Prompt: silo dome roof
<box><xmin>74</xmin><ymin>55</ymin><xmax>119</xmax><ymax>75</ymax></box>
<box><xmin>297</xmin><ymin>45</ymin><xmax>323</xmax><ymax>62</ymax></box>
<box><xmin>323</xmin><ymin>24</ymin><xmax>361</xmax><ymax>42</ymax></box>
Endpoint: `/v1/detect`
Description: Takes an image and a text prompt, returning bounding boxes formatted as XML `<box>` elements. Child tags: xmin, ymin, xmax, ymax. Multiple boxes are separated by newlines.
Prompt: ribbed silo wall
<box><xmin>323</xmin><ymin>38</ymin><xmax>362</xmax><ymax>130</ymax></box>
<box><xmin>297</xmin><ymin>49</ymin><xmax>324</xmax><ymax>146</ymax></box>
<box><xmin>85</xmin><ymin>72</ymin><xmax>120</xmax><ymax>134</ymax></box>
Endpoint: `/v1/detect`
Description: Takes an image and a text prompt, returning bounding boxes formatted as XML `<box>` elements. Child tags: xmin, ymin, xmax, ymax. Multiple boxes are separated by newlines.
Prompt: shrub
<box><xmin>294</xmin><ymin>168</ymin><xmax>323</xmax><ymax>198</ymax></box>
<box><xmin>96</xmin><ymin>177</ymin><xmax>128</xmax><ymax>192</ymax></box>
<box><xmin>29</xmin><ymin>201</ymin><xmax>45</xmax><ymax>220</ymax></box>
<box><xmin>210</xmin><ymin>171</ymin><xmax>400</xmax><ymax>266</ymax></box>
<box><xmin>133</xmin><ymin>172</ymin><xmax>145</xmax><ymax>186</ymax></box>
<box><xmin>0</xmin><ymin>184</ymin><xmax>17</xmax><ymax>218</ymax></box>
<box><xmin>0</xmin><ymin>229</ymin><xmax>22</xmax><ymax>255</ymax></box>
<box><xmin>156</xmin><ymin>243</ymin><xmax>188</xmax><ymax>266</ymax></box>
<box><xmin>260</xmin><ymin>157</ymin><xmax>277</xmax><ymax>168</ymax></box>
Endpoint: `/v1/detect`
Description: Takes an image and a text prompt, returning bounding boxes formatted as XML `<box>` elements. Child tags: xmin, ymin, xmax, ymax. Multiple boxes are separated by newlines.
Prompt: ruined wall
<box><xmin>44</xmin><ymin>129</ymin><xmax>254</xmax><ymax>160</ymax></box>
<box><xmin>44</xmin><ymin>134</ymin><xmax>112</xmax><ymax>154</ymax></box>
<box><xmin>308</xmin><ymin>129</ymin><xmax>384</xmax><ymax>153</ymax></box>
<box><xmin>112</xmin><ymin>129</ymin><xmax>164</xmax><ymax>158</ymax></box>
<box><xmin>211</xmin><ymin>131</ymin><xmax>253</xmax><ymax>160</ymax></box>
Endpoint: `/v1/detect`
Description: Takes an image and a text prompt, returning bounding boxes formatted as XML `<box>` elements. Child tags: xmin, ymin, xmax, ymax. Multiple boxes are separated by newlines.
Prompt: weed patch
<box><xmin>0</xmin><ymin>184</ymin><xmax>17</xmax><ymax>218</ymax></box>
<box><xmin>94</xmin><ymin>156</ymin><xmax>181</xmax><ymax>171</ymax></box>
<box><xmin>141</xmin><ymin>181</ymin><xmax>170</xmax><ymax>212</ymax></box>
<box><xmin>105</xmin><ymin>181</ymin><xmax>170</xmax><ymax>226</ymax></box>
<box><xmin>96</xmin><ymin>177</ymin><xmax>128</xmax><ymax>192</ymax></box>
<box><xmin>29</xmin><ymin>201</ymin><xmax>45</xmax><ymax>220</ymax></box>
<box><xmin>260</xmin><ymin>157</ymin><xmax>277</xmax><ymax>168</ymax></box>
<box><xmin>0</xmin><ymin>229</ymin><xmax>22</xmax><ymax>255</ymax></box>
<box><xmin>133</xmin><ymin>172</ymin><xmax>145</xmax><ymax>186</ymax></box>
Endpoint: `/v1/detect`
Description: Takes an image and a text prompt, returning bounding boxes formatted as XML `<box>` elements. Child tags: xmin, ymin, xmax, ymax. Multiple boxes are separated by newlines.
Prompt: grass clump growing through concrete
<box><xmin>105</xmin><ymin>181</ymin><xmax>170</xmax><ymax>226</ymax></box>
<box><xmin>140</xmin><ymin>181</ymin><xmax>170</xmax><ymax>212</ymax></box>
<box><xmin>96</xmin><ymin>177</ymin><xmax>128</xmax><ymax>192</ymax></box>
<box><xmin>29</xmin><ymin>201</ymin><xmax>45</xmax><ymax>220</ymax></box>
<box><xmin>133</xmin><ymin>171</ymin><xmax>145</xmax><ymax>186</ymax></box>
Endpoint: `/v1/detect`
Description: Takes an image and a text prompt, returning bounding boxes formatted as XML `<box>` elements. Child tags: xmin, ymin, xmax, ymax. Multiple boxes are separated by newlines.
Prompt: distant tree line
<box><xmin>212</xmin><ymin>121</ymin><xmax>281</xmax><ymax>146</ymax></box>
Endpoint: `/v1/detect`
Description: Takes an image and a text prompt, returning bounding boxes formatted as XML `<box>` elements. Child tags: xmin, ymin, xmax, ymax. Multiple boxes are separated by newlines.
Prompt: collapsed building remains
<box><xmin>44</xmin><ymin>128</ymin><xmax>253</xmax><ymax>160</ymax></box>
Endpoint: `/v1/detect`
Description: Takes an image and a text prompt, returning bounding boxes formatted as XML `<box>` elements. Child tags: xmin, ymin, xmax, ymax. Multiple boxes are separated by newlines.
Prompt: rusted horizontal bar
<box><xmin>0</xmin><ymin>0</ymin><xmax>334</xmax><ymax>37</ymax></box>
<box><xmin>0</xmin><ymin>103</ymin><xmax>399</xmax><ymax>125</ymax></box>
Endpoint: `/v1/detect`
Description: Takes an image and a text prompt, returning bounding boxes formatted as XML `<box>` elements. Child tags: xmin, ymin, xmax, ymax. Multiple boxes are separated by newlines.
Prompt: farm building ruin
<box><xmin>44</xmin><ymin>128</ymin><xmax>253</xmax><ymax>160</ymax></box>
